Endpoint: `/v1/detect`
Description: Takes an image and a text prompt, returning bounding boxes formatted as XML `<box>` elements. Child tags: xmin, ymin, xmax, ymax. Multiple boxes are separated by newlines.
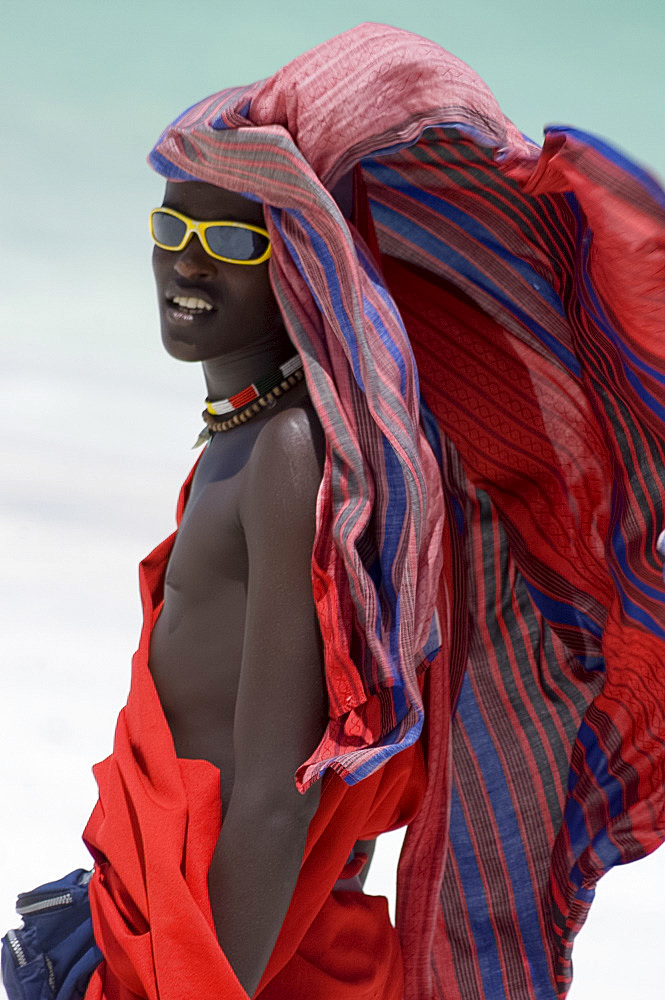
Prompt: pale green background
<box><xmin>2</xmin><ymin>3</ymin><xmax>663</xmax><ymax>998</ymax></box>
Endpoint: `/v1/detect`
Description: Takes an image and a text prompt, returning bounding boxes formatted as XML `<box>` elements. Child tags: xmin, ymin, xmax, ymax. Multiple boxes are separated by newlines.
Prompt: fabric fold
<box><xmin>82</xmin><ymin>20</ymin><xmax>665</xmax><ymax>1000</ymax></box>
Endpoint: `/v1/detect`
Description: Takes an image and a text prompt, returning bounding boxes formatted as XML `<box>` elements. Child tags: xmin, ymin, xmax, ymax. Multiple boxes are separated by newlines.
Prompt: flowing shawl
<box><xmin>146</xmin><ymin>21</ymin><xmax>665</xmax><ymax>1000</ymax></box>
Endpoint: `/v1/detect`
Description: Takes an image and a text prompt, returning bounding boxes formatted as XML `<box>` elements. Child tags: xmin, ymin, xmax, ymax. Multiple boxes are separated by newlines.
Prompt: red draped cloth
<box><xmin>82</xmin><ymin>461</ymin><xmax>427</xmax><ymax>1000</ymax></box>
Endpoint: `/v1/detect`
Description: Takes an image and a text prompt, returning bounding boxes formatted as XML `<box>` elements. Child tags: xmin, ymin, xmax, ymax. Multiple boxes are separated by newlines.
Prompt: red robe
<box><xmin>82</xmin><ymin>459</ymin><xmax>428</xmax><ymax>1000</ymax></box>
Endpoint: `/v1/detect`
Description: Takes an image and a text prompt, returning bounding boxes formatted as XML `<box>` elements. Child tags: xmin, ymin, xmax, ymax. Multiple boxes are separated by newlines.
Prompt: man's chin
<box><xmin>161</xmin><ymin>330</ymin><xmax>207</xmax><ymax>362</ymax></box>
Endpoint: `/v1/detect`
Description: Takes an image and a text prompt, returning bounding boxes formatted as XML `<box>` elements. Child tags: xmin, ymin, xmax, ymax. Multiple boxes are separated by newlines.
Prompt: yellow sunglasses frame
<box><xmin>149</xmin><ymin>207</ymin><xmax>272</xmax><ymax>265</ymax></box>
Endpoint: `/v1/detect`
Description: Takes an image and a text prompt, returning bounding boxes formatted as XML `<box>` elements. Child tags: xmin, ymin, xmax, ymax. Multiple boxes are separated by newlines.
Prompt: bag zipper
<box><xmin>7</xmin><ymin>928</ymin><xmax>56</xmax><ymax>991</ymax></box>
<box><xmin>6</xmin><ymin>928</ymin><xmax>27</xmax><ymax>968</ymax></box>
<box><xmin>45</xmin><ymin>953</ymin><xmax>56</xmax><ymax>993</ymax></box>
<box><xmin>16</xmin><ymin>891</ymin><xmax>74</xmax><ymax>916</ymax></box>
<box><xmin>15</xmin><ymin>871</ymin><xmax>93</xmax><ymax>917</ymax></box>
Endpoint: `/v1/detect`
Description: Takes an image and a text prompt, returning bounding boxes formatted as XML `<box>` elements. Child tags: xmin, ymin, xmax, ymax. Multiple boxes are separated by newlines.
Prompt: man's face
<box><xmin>152</xmin><ymin>180</ymin><xmax>286</xmax><ymax>362</ymax></box>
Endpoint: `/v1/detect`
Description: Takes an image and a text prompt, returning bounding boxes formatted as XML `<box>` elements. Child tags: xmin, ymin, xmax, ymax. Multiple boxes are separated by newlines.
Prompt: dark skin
<box><xmin>149</xmin><ymin>180</ymin><xmax>375</xmax><ymax>997</ymax></box>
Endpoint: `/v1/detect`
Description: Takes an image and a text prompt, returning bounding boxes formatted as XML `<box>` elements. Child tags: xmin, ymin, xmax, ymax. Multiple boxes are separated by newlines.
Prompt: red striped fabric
<box><xmin>148</xmin><ymin>22</ymin><xmax>665</xmax><ymax>998</ymax></box>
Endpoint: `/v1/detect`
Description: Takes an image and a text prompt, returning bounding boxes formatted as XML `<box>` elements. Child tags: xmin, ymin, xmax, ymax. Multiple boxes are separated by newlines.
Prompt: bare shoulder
<box><xmin>241</xmin><ymin>400</ymin><xmax>326</xmax><ymax>530</ymax></box>
<box><xmin>254</xmin><ymin>398</ymin><xmax>325</xmax><ymax>464</ymax></box>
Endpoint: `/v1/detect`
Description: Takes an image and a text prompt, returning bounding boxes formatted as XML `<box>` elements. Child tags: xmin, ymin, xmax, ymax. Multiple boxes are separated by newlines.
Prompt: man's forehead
<box><xmin>163</xmin><ymin>179</ymin><xmax>265</xmax><ymax>223</ymax></box>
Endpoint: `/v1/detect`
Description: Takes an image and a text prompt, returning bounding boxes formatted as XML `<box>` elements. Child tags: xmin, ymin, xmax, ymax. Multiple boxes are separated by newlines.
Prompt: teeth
<box><xmin>171</xmin><ymin>296</ymin><xmax>213</xmax><ymax>311</ymax></box>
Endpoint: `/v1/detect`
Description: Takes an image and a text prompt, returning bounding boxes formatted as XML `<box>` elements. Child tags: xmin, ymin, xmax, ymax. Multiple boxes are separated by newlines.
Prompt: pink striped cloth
<box><xmin>147</xmin><ymin>23</ymin><xmax>665</xmax><ymax>998</ymax></box>
<box><xmin>149</xmin><ymin>24</ymin><xmax>451</xmax><ymax>792</ymax></box>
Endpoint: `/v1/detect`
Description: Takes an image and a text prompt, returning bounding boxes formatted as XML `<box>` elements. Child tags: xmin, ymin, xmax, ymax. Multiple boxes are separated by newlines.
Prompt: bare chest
<box><xmin>148</xmin><ymin>429</ymin><xmax>257</xmax><ymax>810</ymax></box>
<box><xmin>147</xmin><ymin>388</ymin><xmax>323</xmax><ymax>816</ymax></box>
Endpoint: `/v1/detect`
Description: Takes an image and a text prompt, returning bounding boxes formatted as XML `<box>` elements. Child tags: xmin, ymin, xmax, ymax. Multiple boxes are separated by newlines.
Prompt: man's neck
<box><xmin>202</xmin><ymin>344</ymin><xmax>297</xmax><ymax>402</ymax></box>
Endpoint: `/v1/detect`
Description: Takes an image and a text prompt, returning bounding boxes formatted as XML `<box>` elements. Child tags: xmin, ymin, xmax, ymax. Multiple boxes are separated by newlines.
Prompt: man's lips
<box><xmin>164</xmin><ymin>286</ymin><xmax>217</xmax><ymax>324</ymax></box>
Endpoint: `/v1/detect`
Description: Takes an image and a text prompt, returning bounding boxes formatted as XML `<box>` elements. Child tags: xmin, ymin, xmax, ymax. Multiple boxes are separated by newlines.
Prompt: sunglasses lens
<box><xmin>152</xmin><ymin>211</ymin><xmax>187</xmax><ymax>248</ymax></box>
<box><xmin>206</xmin><ymin>225</ymin><xmax>270</xmax><ymax>261</ymax></box>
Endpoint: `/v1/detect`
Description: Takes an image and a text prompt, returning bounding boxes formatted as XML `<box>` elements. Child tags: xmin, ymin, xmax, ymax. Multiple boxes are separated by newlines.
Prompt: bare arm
<box><xmin>207</xmin><ymin>406</ymin><xmax>328</xmax><ymax>997</ymax></box>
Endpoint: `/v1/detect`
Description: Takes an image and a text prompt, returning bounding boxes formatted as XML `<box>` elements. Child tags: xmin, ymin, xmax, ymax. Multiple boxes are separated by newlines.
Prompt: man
<box><xmin>148</xmin><ymin>176</ymin><xmax>374</xmax><ymax>995</ymax></box>
<box><xmin>82</xmin><ymin>21</ymin><xmax>665</xmax><ymax>1000</ymax></box>
<box><xmin>82</xmin><ymin>166</ymin><xmax>431</xmax><ymax>1000</ymax></box>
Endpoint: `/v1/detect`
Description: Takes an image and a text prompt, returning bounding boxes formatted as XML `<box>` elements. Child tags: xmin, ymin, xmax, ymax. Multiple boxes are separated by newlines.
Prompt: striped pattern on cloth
<box><xmin>148</xmin><ymin>23</ymin><xmax>665</xmax><ymax>1000</ymax></box>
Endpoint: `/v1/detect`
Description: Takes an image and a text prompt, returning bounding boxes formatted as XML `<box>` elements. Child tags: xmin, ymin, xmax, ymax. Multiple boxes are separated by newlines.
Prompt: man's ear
<box><xmin>329</xmin><ymin>169</ymin><xmax>354</xmax><ymax>221</ymax></box>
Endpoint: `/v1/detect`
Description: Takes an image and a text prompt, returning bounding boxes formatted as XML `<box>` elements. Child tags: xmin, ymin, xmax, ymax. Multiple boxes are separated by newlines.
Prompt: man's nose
<box><xmin>173</xmin><ymin>233</ymin><xmax>216</xmax><ymax>280</ymax></box>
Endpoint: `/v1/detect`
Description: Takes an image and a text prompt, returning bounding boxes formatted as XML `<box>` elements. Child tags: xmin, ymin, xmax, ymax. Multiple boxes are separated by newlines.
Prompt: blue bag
<box><xmin>1</xmin><ymin>869</ymin><xmax>103</xmax><ymax>1000</ymax></box>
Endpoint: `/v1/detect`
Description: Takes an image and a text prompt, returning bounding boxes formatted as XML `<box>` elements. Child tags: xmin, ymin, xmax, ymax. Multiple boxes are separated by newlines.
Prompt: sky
<box><xmin>2</xmin><ymin>1</ymin><xmax>664</xmax><ymax>997</ymax></box>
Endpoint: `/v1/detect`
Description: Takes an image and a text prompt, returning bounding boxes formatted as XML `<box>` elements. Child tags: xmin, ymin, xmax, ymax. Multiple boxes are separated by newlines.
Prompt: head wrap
<box><xmin>149</xmin><ymin>23</ymin><xmax>665</xmax><ymax>999</ymax></box>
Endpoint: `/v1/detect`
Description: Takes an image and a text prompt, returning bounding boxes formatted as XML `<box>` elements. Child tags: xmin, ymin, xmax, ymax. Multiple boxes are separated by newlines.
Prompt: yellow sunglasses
<box><xmin>149</xmin><ymin>206</ymin><xmax>272</xmax><ymax>265</ymax></box>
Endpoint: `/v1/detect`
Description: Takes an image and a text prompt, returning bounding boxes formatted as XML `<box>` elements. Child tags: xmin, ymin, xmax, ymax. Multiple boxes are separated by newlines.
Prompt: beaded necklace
<box><xmin>192</xmin><ymin>352</ymin><xmax>304</xmax><ymax>448</ymax></box>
